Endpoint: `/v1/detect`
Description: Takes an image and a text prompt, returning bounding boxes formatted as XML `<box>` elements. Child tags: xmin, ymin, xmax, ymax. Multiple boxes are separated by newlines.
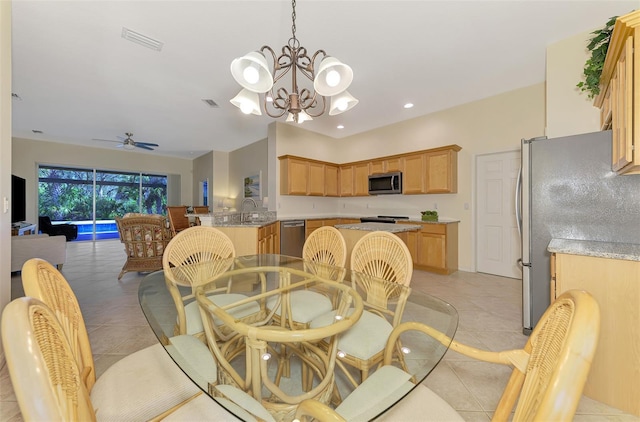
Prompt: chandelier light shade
<box><xmin>329</xmin><ymin>91</ymin><xmax>359</xmax><ymax>115</ymax></box>
<box><xmin>230</xmin><ymin>89</ymin><xmax>262</xmax><ymax>115</ymax></box>
<box><xmin>229</xmin><ymin>0</ymin><xmax>357</xmax><ymax>123</ymax></box>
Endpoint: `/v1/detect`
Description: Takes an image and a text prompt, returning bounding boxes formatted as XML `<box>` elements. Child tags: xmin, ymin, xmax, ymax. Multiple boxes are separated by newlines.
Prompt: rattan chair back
<box><xmin>303</xmin><ymin>226</ymin><xmax>347</xmax><ymax>267</ymax></box>
<box><xmin>350</xmin><ymin>231</ymin><xmax>413</xmax><ymax>286</ymax></box>
<box><xmin>115</xmin><ymin>213</ymin><xmax>172</xmax><ymax>280</ymax></box>
<box><xmin>192</xmin><ymin>206</ymin><xmax>210</xmax><ymax>225</ymax></box>
<box><xmin>162</xmin><ymin>226</ymin><xmax>236</xmax><ymax>336</ymax></box>
<box><xmin>167</xmin><ymin>205</ymin><xmax>191</xmax><ymax>236</ymax></box>
<box><xmin>21</xmin><ymin>258</ymin><xmax>96</xmax><ymax>392</ymax></box>
<box><xmin>2</xmin><ymin>297</ymin><xmax>96</xmax><ymax>421</ymax></box>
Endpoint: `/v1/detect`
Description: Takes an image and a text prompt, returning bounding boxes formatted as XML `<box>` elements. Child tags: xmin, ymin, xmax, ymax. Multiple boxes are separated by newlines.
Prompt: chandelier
<box><xmin>229</xmin><ymin>0</ymin><xmax>358</xmax><ymax>123</ymax></box>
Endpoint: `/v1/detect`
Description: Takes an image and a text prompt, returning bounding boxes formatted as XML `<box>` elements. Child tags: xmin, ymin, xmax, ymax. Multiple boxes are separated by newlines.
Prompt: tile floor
<box><xmin>1</xmin><ymin>239</ymin><xmax>637</xmax><ymax>421</ymax></box>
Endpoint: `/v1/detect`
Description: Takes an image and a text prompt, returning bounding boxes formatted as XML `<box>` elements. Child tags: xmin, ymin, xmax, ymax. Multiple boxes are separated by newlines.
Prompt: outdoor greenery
<box><xmin>38</xmin><ymin>166</ymin><xmax>167</xmax><ymax>221</ymax></box>
<box><xmin>577</xmin><ymin>15</ymin><xmax>617</xmax><ymax>99</ymax></box>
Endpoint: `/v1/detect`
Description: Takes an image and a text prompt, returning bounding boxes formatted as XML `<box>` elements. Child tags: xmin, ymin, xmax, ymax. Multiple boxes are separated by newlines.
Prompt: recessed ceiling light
<box><xmin>337</xmin><ymin>125</ymin><xmax>344</xmax><ymax>129</ymax></box>
<box><xmin>404</xmin><ymin>103</ymin><xmax>414</xmax><ymax>109</ymax></box>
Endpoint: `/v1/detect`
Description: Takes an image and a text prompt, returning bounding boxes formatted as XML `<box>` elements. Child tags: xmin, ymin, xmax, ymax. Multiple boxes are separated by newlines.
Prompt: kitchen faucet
<box><xmin>241</xmin><ymin>198</ymin><xmax>258</xmax><ymax>222</ymax></box>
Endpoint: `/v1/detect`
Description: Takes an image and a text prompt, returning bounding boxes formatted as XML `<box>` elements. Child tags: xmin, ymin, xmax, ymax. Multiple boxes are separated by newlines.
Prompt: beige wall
<box><xmin>228</xmin><ymin>138</ymin><xmax>268</xmax><ymax>211</ymax></box>
<box><xmin>1</xmin><ymin>0</ymin><xmax>12</xmax><ymax>355</ymax></box>
<box><xmin>546</xmin><ymin>29</ymin><xmax>601</xmax><ymax>138</ymax></box>
<box><xmin>193</xmin><ymin>151</ymin><xmax>213</xmax><ymax>207</ymax></box>
<box><xmin>12</xmin><ymin>137</ymin><xmax>194</xmax><ymax>223</ymax></box>
<box><xmin>274</xmin><ymin>83</ymin><xmax>546</xmax><ymax>272</ymax></box>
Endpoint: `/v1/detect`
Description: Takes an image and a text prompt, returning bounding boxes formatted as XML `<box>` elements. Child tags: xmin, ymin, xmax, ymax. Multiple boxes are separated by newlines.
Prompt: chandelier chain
<box><xmin>291</xmin><ymin>0</ymin><xmax>297</xmax><ymax>42</ymax></box>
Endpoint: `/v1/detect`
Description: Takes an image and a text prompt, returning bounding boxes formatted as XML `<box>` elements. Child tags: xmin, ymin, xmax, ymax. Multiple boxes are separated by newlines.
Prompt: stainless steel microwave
<box><xmin>368</xmin><ymin>172</ymin><xmax>402</xmax><ymax>195</ymax></box>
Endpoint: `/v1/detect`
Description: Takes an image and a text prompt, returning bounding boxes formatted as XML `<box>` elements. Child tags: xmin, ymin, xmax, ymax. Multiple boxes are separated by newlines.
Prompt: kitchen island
<box><xmin>548</xmin><ymin>238</ymin><xmax>640</xmax><ymax>416</ymax></box>
<box><xmin>335</xmin><ymin>222</ymin><xmax>421</xmax><ymax>269</ymax></box>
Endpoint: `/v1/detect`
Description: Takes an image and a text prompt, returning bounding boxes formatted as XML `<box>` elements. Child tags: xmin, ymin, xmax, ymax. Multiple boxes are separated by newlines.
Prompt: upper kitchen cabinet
<box><xmin>594</xmin><ymin>10</ymin><xmax>640</xmax><ymax>175</ymax></box>
<box><xmin>353</xmin><ymin>162</ymin><xmax>370</xmax><ymax>196</ymax></box>
<box><xmin>279</xmin><ymin>155</ymin><xmax>339</xmax><ymax>197</ymax></box>
<box><xmin>370</xmin><ymin>157</ymin><xmax>403</xmax><ymax>174</ymax></box>
<box><xmin>403</xmin><ymin>145</ymin><xmax>461</xmax><ymax>194</ymax></box>
<box><xmin>339</xmin><ymin>165</ymin><xmax>354</xmax><ymax>197</ymax></box>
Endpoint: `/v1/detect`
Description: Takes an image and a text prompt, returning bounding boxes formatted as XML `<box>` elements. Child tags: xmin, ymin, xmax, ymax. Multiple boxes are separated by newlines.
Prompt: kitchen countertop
<box><xmin>548</xmin><ymin>238</ymin><xmax>640</xmax><ymax>262</ymax></box>
<box><xmin>335</xmin><ymin>222</ymin><xmax>421</xmax><ymax>233</ymax></box>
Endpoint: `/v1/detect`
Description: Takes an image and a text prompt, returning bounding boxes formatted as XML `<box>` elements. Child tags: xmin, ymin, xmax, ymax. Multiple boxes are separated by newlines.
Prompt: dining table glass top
<box><xmin>139</xmin><ymin>254</ymin><xmax>459</xmax><ymax>421</ymax></box>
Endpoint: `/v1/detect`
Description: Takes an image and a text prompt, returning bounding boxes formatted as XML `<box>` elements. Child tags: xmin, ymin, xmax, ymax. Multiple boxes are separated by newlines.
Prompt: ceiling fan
<box><xmin>92</xmin><ymin>132</ymin><xmax>159</xmax><ymax>151</ymax></box>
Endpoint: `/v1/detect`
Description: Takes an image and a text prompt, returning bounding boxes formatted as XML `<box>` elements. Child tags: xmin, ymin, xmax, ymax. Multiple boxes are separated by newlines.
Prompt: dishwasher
<box><xmin>280</xmin><ymin>220</ymin><xmax>305</xmax><ymax>257</ymax></box>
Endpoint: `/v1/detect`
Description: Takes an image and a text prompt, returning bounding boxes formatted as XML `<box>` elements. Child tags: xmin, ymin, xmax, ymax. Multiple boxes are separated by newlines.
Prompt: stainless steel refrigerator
<box><xmin>517</xmin><ymin>130</ymin><xmax>640</xmax><ymax>334</ymax></box>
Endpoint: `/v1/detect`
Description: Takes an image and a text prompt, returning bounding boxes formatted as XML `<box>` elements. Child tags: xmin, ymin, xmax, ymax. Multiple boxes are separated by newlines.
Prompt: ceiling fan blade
<box><xmin>92</xmin><ymin>138</ymin><xmax>121</xmax><ymax>143</ymax></box>
<box><xmin>135</xmin><ymin>142</ymin><xmax>159</xmax><ymax>147</ymax></box>
<box><xmin>135</xmin><ymin>144</ymin><xmax>154</xmax><ymax>151</ymax></box>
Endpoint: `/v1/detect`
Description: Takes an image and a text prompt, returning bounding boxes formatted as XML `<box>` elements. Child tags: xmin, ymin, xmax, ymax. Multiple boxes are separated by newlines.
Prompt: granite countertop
<box><xmin>548</xmin><ymin>238</ymin><xmax>640</xmax><ymax>262</ymax></box>
<box><xmin>334</xmin><ymin>222</ymin><xmax>421</xmax><ymax>233</ymax></box>
<box><xmin>403</xmin><ymin>218</ymin><xmax>460</xmax><ymax>225</ymax></box>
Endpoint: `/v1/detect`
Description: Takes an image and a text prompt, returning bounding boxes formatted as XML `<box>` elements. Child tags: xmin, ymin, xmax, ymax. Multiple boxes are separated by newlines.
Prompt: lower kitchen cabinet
<box><xmin>304</xmin><ymin>218</ymin><xmax>355</xmax><ymax>239</ymax></box>
<box><xmin>398</xmin><ymin>221</ymin><xmax>458</xmax><ymax>274</ymax></box>
<box><xmin>552</xmin><ymin>252</ymin><xmax>640</xmax><ymax>416</ymax></box>
<box><xmin>215</xmin><ymin>222</ymin><xmax>280</xmax><ymax>256</ymax></box>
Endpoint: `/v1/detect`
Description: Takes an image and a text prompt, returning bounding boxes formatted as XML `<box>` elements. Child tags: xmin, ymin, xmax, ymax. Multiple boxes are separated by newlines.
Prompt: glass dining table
<box><xmin>138</xmin><ymin>254</ymin><xmax>458</xmax><ymax>421</ymax></box>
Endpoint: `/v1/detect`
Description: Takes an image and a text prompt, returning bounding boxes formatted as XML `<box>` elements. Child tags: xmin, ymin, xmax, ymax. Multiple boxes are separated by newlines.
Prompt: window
<box><xmin>38</xmin><ymin>165</ymin><xmax>167</xmax><ymax>240</ymax></box>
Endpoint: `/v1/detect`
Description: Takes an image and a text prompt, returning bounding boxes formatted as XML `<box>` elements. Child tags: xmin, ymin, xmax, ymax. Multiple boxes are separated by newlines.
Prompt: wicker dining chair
<box><xmin>297</xmin><ymin>289</ymin><xmax>601</xmax><ymax>422</ymax></box>
<box><xmin>19</xmin><ymin>258</ymin><xmax>218</xmax><ymax>420</ymax></box>
<box><xmin>167</xmin><ymin>205</ymin><xmax>191</xmax><ymax>236</ymax></box>
<box><xmin>163</xmin><ymin>226</ymin><xmax>264</xmax><ymax>341</ymax></box>
<box><xmin>1</xmin><ymin>296</ymin><xmax>275</xmax><ymax>422</ymax></box>
<box><xmin>309</xmin><ymin>230</ymin><xmax>414</xmax><ymax>387</ymax></box>
<box><xmin>267</xmin><ymin>226</ymin><xmax>348</xmax><ymax>329</ymax></box>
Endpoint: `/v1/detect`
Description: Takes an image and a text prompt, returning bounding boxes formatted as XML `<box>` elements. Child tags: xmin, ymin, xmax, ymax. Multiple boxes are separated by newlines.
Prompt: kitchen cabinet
<box><xmin>402</xmin><ymin>153</ymin><xmax>426</xmax><ymax>194</ymax></box>
<box><xmin>258</xmin><ymin>222</ymin><xmax>280</xmax><ymax>254</ymax></box>
<box><xmin>552</xmin><ymin>252</ymin><xmax>640</xmax><ymax>416</ymax></box>
<box><xmin>370</xmin><ymin>157</ymin><xmax>403</xmax><ymax>174</ymax></box>
<box><xmin>398</xmin><ymin>221</ymin><xmax>458</xmax><ymax>274</ymax></box>
<box><xmin>215</xmin><ymin>222</ymin><xmax>280</xmax><ymax>256</ymax></box>
<box><xmin>339</xmin><ymin>165</ymin><xmax>354</xmax><ymax>197</ymax></box>
<box><xmin>279</xmin><ymin>156</ymin><xmax>339</xmax><ymax>196</ymax></box>
<box><xmin>325</xmin><ymin>164</ymin><xmax>339</xmax><ymax>197</ymax></box>
<box><xmin>594</xmin><ymin>10</ymin><xmax>640</xmax><ymax>175</ymax></box>
<box><xmin>304</xmin><ymin>218</ymin><xmax>344</xmax><ymax>239</ymax></box>
<box><xmin>403</xmin><ymin>146</ymin><xmax>461</xmax><ymax>194</ymax></box>
<box><xmin>279</xmin><ymin>144</ymin><xmax>461</xmax><ymax>197</ymax></box>
<box><xmin>425</xmin><ymin>149</ymin><xmax>458</xmax><ymax>193</ymax></box>
<box><xmin>353</xmin><ymin>163</ymin><xmax>370</xmax><ymax>196</ymax></box>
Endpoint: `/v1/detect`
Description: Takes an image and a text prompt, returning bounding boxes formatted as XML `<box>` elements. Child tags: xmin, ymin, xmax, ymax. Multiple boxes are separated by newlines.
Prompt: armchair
<box><xmin>115</xmin><ymin>213</ymin><xmax>173</xmax><ymax>280</ymax></box>
<box><xmin>38</xmin><ymin>215</ymin><xmax>77</xmax><ymax>241</ymax></box>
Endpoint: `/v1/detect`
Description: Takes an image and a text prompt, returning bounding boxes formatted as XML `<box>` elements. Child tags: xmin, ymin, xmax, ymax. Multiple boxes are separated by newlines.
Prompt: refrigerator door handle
<box><xmin>515</xmin><ymin>166</ymin><xmax>522</xmax><ymax>237</ymax></box>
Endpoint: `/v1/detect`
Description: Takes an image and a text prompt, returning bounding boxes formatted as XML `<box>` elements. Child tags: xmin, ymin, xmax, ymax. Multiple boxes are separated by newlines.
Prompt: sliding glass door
<box><xmin>39</xmin><ymin>165</ymin><xmax>167</xmax><ymax>241</ymax></box>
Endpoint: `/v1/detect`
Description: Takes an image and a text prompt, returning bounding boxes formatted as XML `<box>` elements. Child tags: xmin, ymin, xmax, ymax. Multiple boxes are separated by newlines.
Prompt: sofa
<box><xmin>11</xmin><ymin>234</ymin><xmax>67</xmax><ymax>273</ymax></box>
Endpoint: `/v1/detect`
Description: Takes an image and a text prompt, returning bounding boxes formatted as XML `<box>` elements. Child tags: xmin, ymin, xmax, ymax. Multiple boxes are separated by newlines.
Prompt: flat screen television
<box><xmin>11</xmin><ymin>175</ymin><xmax>26</xmax><ymax>224</ymax></box>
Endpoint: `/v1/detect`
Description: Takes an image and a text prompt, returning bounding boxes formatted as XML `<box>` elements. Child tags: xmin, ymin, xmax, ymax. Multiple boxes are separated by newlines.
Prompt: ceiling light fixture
<box><xmin>404</xmin><ymin>103</ymin><xmax>414</xmax><ymax>109</ymax></box>
<box><xmin>230</xmin><ymin>0</ymin><xmax>357</xmax><ymax>124</ymax></box>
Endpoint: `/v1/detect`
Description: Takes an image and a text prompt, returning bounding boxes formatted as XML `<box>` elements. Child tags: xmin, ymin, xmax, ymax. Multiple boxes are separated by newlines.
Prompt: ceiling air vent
<box><xmin>202</xmin><ymin>99</ymin><xmax>219</xmax><ymax>108</ymax></box>
<box><xmin>12</xmin><ymin>93</ymin><xmax>22</xmax><ymax>100</ymax></box>
<box><xmin>121</xmin><ymin>27</ymin><xmax>163</xmax><ymax>51</ymax></box>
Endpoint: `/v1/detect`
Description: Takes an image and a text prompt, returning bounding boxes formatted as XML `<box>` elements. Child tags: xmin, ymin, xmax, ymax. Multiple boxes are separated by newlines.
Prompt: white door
<box><xmin>476</xmin><ymin>151</ymin><xmax>521</xmax><ymax>279</ymax></box>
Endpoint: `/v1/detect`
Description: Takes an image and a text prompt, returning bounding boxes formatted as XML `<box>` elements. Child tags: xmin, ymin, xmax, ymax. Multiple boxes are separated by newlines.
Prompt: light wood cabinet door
<box><xmin>554</xmin><ymin>253</ymin><xmax>640</xmax><ymax>416</ymax></box>
<box><xmin>404</xmin><ymin>230</ymin><xmax>419</xmax><ymax>263</ymax></box>
<box><xmin>369</xmin><ymin>160</ymin><xmax>384</xmax><ymax>174</ymax></box>
<box><xmin>305</xmin><ymin>219</ymin><xmax>324</xmax><ymax>239</ymax></box>
<box><xmin>280</xmin><ymin>157</ymin><xmax>308</xmax><ymax>195</ymax></box>
<box><xmin>419</xmin><ymin>232</ymin><xmax>446</xmax><ymax>269</ymax></box>
<box><xmin>308</xmin><ymin>161</ymin><xmax>325</xmax><ymax>196</ymax></box>
<box><xmin>339</xmin><ymin>165</ymin><xmax>354</xmax><ymax>197</ymax></box>
<box><xmin>325</xmin><ymin>164</ymin><xmax>339</xmax><ymax>197</ymax></box>
<box><xmin>425</xmin><ymin>149</ymin><xmax>458</xmax><ymax>193</ymax></box>
<box><xmin>385</xmin><ymin>157</ymin><xmax>403</xmax><ymax>172</ymax></box>
<box><xmin>353</xmin><ymin>163</ymin><xmax>370</xmax><ymax>196</ymax></box>
<box><xmin>595</xmin><ymin>12</ymin><xmax>640</xmax><ymax>175</ymax></box>
<box><xmin>402</xmin><ymin>153</ymin><xmax>425</xmax><ymax>194</ymax></box>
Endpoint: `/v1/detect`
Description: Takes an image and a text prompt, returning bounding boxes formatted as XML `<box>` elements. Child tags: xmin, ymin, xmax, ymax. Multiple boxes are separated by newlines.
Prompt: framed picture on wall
<box><xmin>243</xmin><ymin>171</ymin><xmax>262</xmax><ymax>200</ymax></box>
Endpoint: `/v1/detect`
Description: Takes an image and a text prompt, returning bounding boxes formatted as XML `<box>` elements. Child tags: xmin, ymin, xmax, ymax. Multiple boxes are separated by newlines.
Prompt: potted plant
<box><xmin>576</xmin><ymin>15</ymin><xmax>617</xmax><ymax>99</ymax></box>
<box><xmin>421</xmin><ymin>210</ymin><xmax>438</xmax><ymax>222</ymax></box>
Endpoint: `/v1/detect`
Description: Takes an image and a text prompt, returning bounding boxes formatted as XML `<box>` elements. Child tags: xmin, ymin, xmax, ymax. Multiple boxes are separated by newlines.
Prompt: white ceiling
<box><xmin>10</xmin><ymin>1</ymin><xmax>638</xmax><ymax>159</ymax></box>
